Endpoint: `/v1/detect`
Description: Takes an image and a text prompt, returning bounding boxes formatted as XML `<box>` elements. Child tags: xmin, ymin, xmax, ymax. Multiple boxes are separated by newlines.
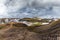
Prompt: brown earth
<box><xmin>0</xmin><ymin>27</ymin><xmax>43</xmax><ymax>40</ymax></box>
<box><xmin>0</xmin><ymin>22</ymin><xmax>43</xmax><ymax>40</ymax></box>
<box><xmin>0</xmin><ymin>21</ymin><xmax>60</xmax><ymax>40</ymax></box>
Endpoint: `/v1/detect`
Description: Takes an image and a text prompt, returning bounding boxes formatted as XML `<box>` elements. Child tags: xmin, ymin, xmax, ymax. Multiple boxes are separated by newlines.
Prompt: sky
<box><xmin>0</xmin><ymin>0</ymin><xmax>60</xmax><ymax>18</ymax></box>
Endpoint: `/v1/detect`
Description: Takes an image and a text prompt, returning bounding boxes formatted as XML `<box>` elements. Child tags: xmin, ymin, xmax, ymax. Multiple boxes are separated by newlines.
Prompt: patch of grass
<box><xmin>27</xmin><ymin>26</ymin><xmax>34</xmax><ymax>31</ymax></box>
<box><xmin>27</xmin><ymin>22</ymin><xmax>42</xmax><ymax>31</ymax></box>
<box><xmin>0</xmin><ymin>26</ymin><xmax>4</xmax><ymax>29</ymax></box>
<box><xmin>13</xmin><ymin>23</ymin><xmax>28</xmax><ymax>27</ymax></box>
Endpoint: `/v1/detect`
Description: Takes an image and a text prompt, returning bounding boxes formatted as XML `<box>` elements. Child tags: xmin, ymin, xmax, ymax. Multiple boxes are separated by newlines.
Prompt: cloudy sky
<box><xmin>0</xmin><ymin>0</ymin><xmax>60</xmax><ymax>18</ymax></box>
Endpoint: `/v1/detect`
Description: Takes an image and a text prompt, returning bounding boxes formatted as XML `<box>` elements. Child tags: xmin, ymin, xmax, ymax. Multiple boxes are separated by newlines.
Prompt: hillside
<box><xmin>0</xmin><ymin>20</ymin><xmax>60</xmax><ymax>40</ymax></box>
<box><xmin>0</xmin><ymin>23</ymin><xmax>42</xmax><ymax>40</ymax></box>
<box><xmin>31</xmin><ymin>19</ymin><xmax>60</xmax><ymax>34</ymax></box>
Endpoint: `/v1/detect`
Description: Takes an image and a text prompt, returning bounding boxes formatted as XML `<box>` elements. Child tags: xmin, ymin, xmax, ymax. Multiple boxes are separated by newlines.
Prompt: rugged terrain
<box><xmin>0</xmin><ymin>24</ymin><xmax>43</xmax><ymax>40</ymax></box>
<box><xmin>0</xmin><ymin>20</ymin><xmax>60</xmax><ymax>40</ymax></box>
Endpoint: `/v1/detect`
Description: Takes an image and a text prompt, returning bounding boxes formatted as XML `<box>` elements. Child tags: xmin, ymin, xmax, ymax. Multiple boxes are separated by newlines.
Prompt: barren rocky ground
<box><xmin>0</xmin><ymin>20</ymin><xmax>60</xmax><ymax>40</ymax></box>
<box><xmin>0</xmin><ymin>27</ymin><xmax>43</xmax><ymax>40</ymax></box>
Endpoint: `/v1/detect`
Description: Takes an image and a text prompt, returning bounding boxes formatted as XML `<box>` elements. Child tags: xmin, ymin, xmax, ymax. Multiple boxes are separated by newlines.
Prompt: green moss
<box><xmin>0</xmin><ymin>26</ymin><xmax>4</xmax><ymax>29</ymax></box>
<box><xmin>30</xmin><ymin>22</ymin><xmax>42</xmax><ymax>27</ymax></box>
<box><xmin>27</xmin><ymin>22</ymin><xmax>42</xmax><ymax>31</ymax></box>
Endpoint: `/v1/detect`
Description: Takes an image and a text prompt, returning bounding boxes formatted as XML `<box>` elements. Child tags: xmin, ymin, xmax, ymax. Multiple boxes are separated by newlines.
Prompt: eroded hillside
<box><xmin>0</xmin><ymin>19</ymin><xmax>60</xmax><ymax>40</ymax></box>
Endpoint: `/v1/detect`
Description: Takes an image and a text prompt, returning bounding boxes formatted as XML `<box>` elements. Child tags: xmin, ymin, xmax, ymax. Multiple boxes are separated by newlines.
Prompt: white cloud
<box><xmin>0</xmin><ymin>0</ymin><xmax>60</xmax><ymax>18</ymax></box>
<box><xmin>0</xmin><ymin>0</ymin><xmax>9</xmax><ymax>18</ymax></box>
<box><xmin>7</xmin><ymin>0</ymin><xmax>28</xmax><ymax>12</ymax></box>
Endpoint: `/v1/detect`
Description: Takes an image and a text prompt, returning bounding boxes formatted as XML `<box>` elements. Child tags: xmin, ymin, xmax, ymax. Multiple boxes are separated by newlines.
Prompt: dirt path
<box><xmin>0</xmin><ymin>27</ymin><xmax>12</xmax><ymax>34</ymax></box>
